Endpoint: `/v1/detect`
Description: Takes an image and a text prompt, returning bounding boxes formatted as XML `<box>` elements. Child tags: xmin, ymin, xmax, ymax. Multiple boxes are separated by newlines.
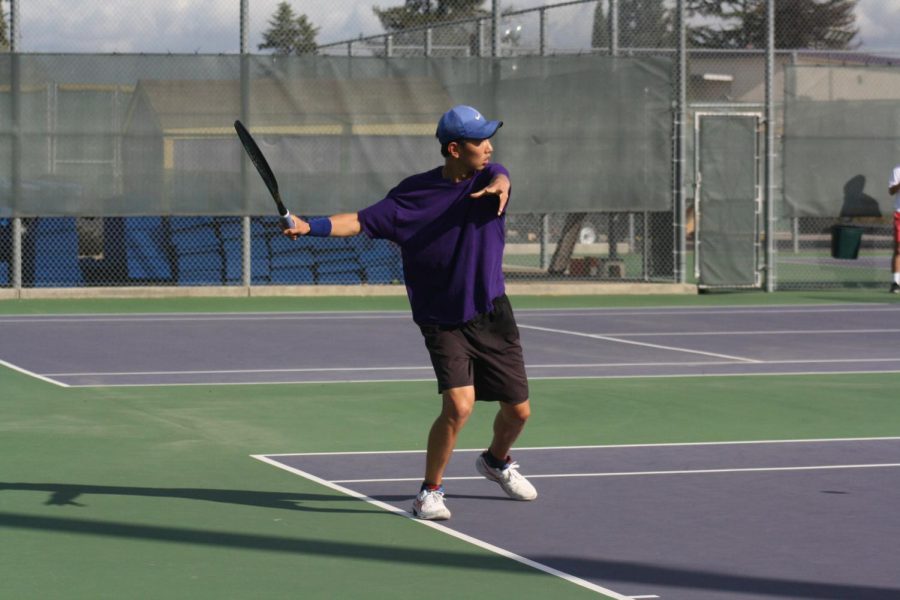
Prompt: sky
<box><xmin>5</xmin><ymin>0</ymin><xmax>900</xmax><ymax>54</ymax></box>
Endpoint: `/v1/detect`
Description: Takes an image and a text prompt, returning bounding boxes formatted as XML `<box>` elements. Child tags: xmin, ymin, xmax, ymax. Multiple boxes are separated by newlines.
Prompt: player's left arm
<box><xmin>470</xmin><ymin>173</ymin><xmax>511</xmax><ymax>216</ymax></box>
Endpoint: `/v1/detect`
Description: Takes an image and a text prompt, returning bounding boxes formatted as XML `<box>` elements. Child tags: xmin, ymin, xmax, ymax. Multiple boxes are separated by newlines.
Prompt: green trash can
<box><xmin>830</xmin><ymin>225</ymin><xmax>864</xmax><ymax>260</ymax></box>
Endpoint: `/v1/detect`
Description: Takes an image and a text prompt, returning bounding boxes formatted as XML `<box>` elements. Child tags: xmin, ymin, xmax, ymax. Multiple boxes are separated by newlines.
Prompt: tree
<box><xmin>593</xmin><ymin>1</ymin><xmax>676</xmax><ymax>51</ymax></box>
<box><xmin>372</xmin><ymin>0</ymin><xmax>489</xmax><ymax>56</ymax></box>
<box><xmin>373</xmin><ymin>0</ymin><xmax>487</xmax><ymax>32</ymax></box>
<box><xmin>258</xmin><ymin>1</ymin><xmax>319</xmax><ymax>55</ymax></box>
<box><xmin>688</xmin><ymin>0</ymin><xmax>859</xmax><ymax>49</ymax></box>
<box><xmin>1</xmin><ymin>4</ymin><xmax>9</xmax><ymax>52</ymax></box>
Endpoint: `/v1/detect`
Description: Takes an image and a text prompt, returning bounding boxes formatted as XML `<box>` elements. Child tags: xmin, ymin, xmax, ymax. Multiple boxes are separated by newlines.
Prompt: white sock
<box><xmin>894</xmin><ymin>273</ymin><xmax>900</xmax><ymax>285</ymax></box>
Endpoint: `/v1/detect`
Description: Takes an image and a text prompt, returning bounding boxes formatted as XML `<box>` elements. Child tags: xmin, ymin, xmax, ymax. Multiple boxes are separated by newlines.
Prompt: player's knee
<box><xmin>441</xmin><ymin>389</ymin><xmax>475</xmax><ymax>424</ymax></box>
<box><xmin>505</xmin><ymin>400</ymin><xmax>530</xmax><ymax>425</ymax></box>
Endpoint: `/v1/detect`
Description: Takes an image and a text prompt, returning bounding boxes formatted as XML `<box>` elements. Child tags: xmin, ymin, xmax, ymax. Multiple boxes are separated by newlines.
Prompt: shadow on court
<box><xmin>0</xmin><ymin>482</ymin><xmax>379</xmax><ymax>514</ymax></box>
<box><xmin>1</xmin><ymin>505</ymin><xmax>897</xmax><ymax>599</ymax></box>
<box><xmin>0</xmin><ymin>510</ymin><xmax>540</xmax><ymax>576</ymax></box>
<box><xmin>531</xmin><ymin>556</ymin><xmax>900</xmax><ymax>600</ymax></box>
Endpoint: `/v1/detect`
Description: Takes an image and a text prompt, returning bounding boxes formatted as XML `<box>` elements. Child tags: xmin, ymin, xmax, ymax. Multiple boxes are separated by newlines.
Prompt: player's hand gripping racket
<box><xmin>234</xmin><ymin>120</ymin><xmax>295</xmax><ymax>230</ymax></box>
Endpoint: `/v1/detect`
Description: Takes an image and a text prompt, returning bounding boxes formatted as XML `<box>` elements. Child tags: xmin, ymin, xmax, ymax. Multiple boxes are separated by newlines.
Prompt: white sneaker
<box><xmin>411</xmin><ymin>486</ymin><xmax>451</xmax><ymax>520</ymax></box>
<box><xmin>476</xmin><ymin>454</ymin><xmax>538</xmax><ymax>501</ymax></box>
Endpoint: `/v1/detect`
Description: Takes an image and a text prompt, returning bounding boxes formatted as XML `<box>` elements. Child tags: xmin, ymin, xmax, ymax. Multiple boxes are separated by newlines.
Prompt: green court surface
<box><xmin>2</xmin><ymin>291</ymin><xmax>899</xmax><ymax>599</ymax></box>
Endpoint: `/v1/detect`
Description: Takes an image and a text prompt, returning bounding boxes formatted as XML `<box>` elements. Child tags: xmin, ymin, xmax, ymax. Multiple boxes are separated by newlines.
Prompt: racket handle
<box><xmin>279</xmin><ymin>211</ymin><xmax>294</xmax><ymax>230</ymax></box>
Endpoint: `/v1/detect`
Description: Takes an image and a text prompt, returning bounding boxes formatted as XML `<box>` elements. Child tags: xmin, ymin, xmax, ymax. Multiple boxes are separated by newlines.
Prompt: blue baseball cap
<box><xmin>435</xmin><ymin>105</ymin><xmax>503</xmax><ymax>145</ymax></box>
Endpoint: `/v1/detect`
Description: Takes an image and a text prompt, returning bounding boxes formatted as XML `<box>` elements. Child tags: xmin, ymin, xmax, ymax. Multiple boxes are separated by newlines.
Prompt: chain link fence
<box><xmin>1</xmin><ymin>1</ymin><xmax>899</xmax><ymax>293</ymax></box>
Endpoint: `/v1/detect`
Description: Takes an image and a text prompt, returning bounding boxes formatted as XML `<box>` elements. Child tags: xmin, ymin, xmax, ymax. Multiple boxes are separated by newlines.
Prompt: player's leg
<box><xmin>488</xmin><ymin>399</ymin><xmax>531</xmax><ymax>462</ymax></box>
<box><xmin>425</xmin><ymin>385</ymin><xmax>476</xmax><ymax>486</ymax></box>
<box><xmin>891</xmin><ymin>213</ymin><xmax>900</xmax><ymax>293</ymax></box>
<box><xmin>412</xmin><ymin>386</ymin><xmax>474</xmax><ymax>520</ymax></box>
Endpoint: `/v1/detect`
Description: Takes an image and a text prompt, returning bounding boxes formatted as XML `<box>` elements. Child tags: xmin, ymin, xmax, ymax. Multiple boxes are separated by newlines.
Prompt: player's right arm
<box><xmin>283</xmin><ymin>213</ymin><xmax>361</xmax><ymax>239</ymax></box>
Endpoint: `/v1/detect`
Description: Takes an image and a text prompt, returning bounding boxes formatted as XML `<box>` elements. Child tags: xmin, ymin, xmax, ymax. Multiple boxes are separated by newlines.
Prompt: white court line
<box><xmin>519</xmin><ymin>324</ymin><xmax>761</xmax><ymax>363</ymax></box>
<box><xmin>330</xmin><ymin>463</ymin><xmax>900</xmax><ymax>484</ymax></box>
<box><xmin>261</xmin><ymin>437</ymin><xmax>900</xmax><ymax>457</ymax></box>
<box><xmin>0</xmin><ymin>359</ymin><xmax>70</xmax><ymax>387</ymax></box>
<box><xmin>517</xmin><ymin>305</ymin><xmax>900</xmax><ymax>317</ymax></box>
<box><xmin>250</xmin><ymin>454</ymin><xmax>632</xmax><ymax>600</ymax></box>
<box><xmin>51</xmin><ymin>367</ymin><xmax>900</xmax><ymax>388</ymax></box>
<box><xmin>2</xmin><ymin>303</ymin><xmax>898</xmax><ymax>323</ymax></box>
<box><xmin>44</xmin><ymin>357</ymin><xmax>900</xmax><ymax>378</ymax></box>
<box><xmin>597</xmin><ymin>328</ymin><xmax>900</xmax><ymax>337</ymax></box>
<box><xmin>0</xmin><ymin>314</ymin><xmax>411</xmax><ymax>323</ymax></box>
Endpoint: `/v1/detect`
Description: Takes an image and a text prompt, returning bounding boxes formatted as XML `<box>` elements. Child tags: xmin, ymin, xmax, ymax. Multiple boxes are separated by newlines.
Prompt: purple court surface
<box><xmin>256</xmin><ymin>438</ymin><xmax>900</xmax><ymax>600</ymax></box>
<box><xmin>2</xmin><ymin>303</ymin><xmax>900</xmax><ymax>387</ymax></box>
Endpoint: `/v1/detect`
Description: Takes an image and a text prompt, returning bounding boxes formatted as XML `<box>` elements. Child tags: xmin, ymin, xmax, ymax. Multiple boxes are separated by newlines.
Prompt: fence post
<box><xmin>492</xmin><ymin>0</ymin><xmax>501</xmax><ymax>57</ymax></box>
<box><xmin>765</xmin><ymin>0</ymin><xmax>776</xmax><ymax>291</ymax></box>
<box><xmin>674</xmin><ymin>0</ymin><xmax>687</xmax><ymax>284</ymax></box>
<box><xmin>240</xmin><ymin>0</ymin><xmax>252</xmax><ymax>289</ymax></box>
<box><xmin>608</xmin><ymin>0</ymin><xmax>619</xmax><ymax>56</ymax></box>
<box><xmin>425</xmin><ymin>28</ymin><xmax>433</xmax><ymax>57</ymax></box>
<box><xmin>10</xmin><ymin>0</ymin><xmax>22</xmax><ymax>292</ymax></box>
<box><xmin>385</xmin><ymin>34</ymin><xmax>394</xmax><ymax>58</ymax></box>
<box><xmin>539</xmin><ymin>8</ymin><xmax>547</xmax><ymax>57</ymax></box>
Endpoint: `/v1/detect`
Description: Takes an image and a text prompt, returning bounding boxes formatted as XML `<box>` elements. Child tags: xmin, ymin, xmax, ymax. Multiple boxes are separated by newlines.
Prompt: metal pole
<box><xmin>765</xmin><ymin>0</ymin><xmax>776</xmax><ymax>291</ymax></box>
<box><xmin>424</xmin><ymin>28</ymin><xmax>433</xmax><ymax>57</ymax></box>
<box><xmin>492</xmin><ymin>0</ymin><xmax>501</xmax><ymax>57</ymax></box>
<box><xmin>10</xmin><ymin>0</ymin><xmax>21</xmax><ymax>291</ymax></box>
<box><xmin>674</xmin><ymin>0</ymin><xmax>687</xmax><ymax>284</ymax></box>
<box><xmin>539</xmin><ymin>8</ymin><xmax>547</xmax><ymax>57</ymax></box>
<box><xmin>240</xmin><ymin>0</ymin><xmax>252</xmax><ymax>289</ymax></box>
<box><xmin>537</xmin><ymin>8</ymin><xmax>549</xmax><ymax>269</ymax></box>
<box><xmin>385</xmin><ymin>34</ymin><xmax>393</xmax><ymax>58</ymax></box>
<box><xmin>608</xmin><ymin>0</ymin><xmax>619</xmax><ymax>56</ymax></box>
<box><xmin>10</xmin><ymin>0</ymin><xmax>19</xmax><ymax>50</ymax></box>
<box><xmin>240</xmin><ymin>0</ymin><xmax>248</xmax><ymax>54</ymax></box>
<box><xmin>477</xmin><ymin>19</ymin><xmax>486</xmax><ymax>58</ymax></box>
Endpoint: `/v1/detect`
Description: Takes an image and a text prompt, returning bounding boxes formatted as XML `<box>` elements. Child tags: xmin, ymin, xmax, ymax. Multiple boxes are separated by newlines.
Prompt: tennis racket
<box><xmin>234</xmin><ymin>120</ymin><xmax>295</xmax><ymax>230</ymax></box>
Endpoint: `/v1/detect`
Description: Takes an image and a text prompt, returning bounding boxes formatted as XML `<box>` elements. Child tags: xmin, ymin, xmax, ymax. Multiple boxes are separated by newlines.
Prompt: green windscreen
<box><xmin>783</xmin><ymin>65</ymin><xmax>900</xmax><ymax>218</ymax></box>
<box><xmin>697</xmin><ymin>115</ymin><xmax>758</xmax><ymax>288</ymax></box>
<box><xmin>0</xmin><ymin>54</ymin><xmax>672</xmax><ymax>217</ymax></box>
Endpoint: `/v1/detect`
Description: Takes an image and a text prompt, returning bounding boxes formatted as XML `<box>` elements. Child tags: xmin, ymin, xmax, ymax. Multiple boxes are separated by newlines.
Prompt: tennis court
<box><xmin>3</xmin><ymin>302</ymin><xmax>900</xmax><ymax>387</ymax></box>
<box><xmin>2</xmin><ymin>293</ymin><xmax>900</xmax><ymax>599</ymax></box>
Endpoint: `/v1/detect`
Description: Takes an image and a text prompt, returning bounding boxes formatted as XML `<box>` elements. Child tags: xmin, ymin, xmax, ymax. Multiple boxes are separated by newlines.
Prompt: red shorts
<box><xmin>895</xmin><ymin>212</ymin><xmax>900</xmax><ymax>244</ymax></box>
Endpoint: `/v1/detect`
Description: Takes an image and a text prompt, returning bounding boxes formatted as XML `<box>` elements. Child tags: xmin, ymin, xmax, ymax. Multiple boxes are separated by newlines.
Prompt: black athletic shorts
<box><xmin>418</xmin><ymin>295</ymin><xmax>529</xmax><ymax>404</ymax></box>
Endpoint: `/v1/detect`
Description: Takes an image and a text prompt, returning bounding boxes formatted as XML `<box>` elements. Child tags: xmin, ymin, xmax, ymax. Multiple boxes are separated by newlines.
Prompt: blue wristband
<box><xmin>307</xmin><ymin>217</ymin><xmax>332</xmax><ymax>237</ymax></box>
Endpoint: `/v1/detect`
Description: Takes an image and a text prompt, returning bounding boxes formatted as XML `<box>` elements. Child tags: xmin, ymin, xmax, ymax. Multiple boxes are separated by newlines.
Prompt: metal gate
<box><xmin>693</xmin><ymin>113</ymin><xmax>763</xmax><ymax>288</ymax></box>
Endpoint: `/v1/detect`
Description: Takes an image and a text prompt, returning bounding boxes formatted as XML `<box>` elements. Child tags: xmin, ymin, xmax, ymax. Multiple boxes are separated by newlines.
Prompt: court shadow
<box><xmin>534</xmin><ymin>555</ymin><xmax>899</xmax><ymax>600</ymax></box>
<box><xmin>0</xmin><ymin>482</ymin><xmax>379</xmax><ymax>515</ymax></box>
<box><xmin>0</xmin><ymin>510</ymin><xmax>536</xmax><ymax>576</ymax></box>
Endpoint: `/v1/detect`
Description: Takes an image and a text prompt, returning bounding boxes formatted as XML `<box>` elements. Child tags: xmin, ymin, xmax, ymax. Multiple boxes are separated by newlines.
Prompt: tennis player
<box><xmin>890</xmin><ymin>164</ymin><xmax>900</xmax><ymax>294</ymax></box>
<box><xmin>284</xmin><ymin>105</ymin><xmax>537</xmax><ymax>520</ymax></box>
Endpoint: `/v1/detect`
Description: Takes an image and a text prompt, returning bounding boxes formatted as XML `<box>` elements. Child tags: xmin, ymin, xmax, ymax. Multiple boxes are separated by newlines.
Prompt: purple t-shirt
<box><xmin>358</xmin><ymin>163</ymin><xmax>509</xmax><ymax>325</ymax></box>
